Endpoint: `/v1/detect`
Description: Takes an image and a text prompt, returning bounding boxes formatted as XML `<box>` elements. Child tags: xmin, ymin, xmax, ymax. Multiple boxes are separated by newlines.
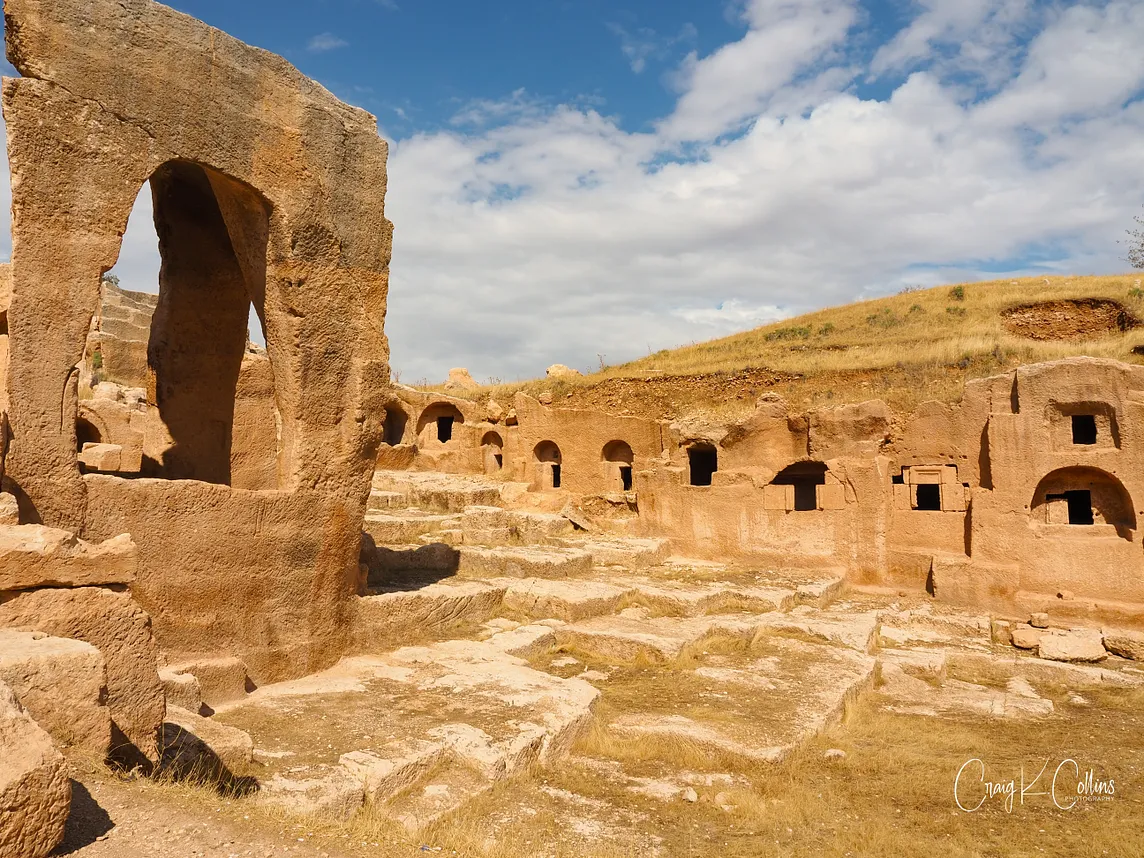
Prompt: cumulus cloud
<box><xmin>870</xmin><ymin>0</ymin><xmax>1037</xmax><ymax>88</ymax></box>
<box><xmin>4</xmin><ymin>2</ymin><xmax>1144</xmax><ymax>386</ymax></box>
<box><xmin>307</xmin><ymin>32</ymin><xmax>348</xmax><ymax>53</ymax></box>
<box><xmin>382</xmin><ymin>0</ymin><xmax>1144</xmax><ymax>381</ymax></box>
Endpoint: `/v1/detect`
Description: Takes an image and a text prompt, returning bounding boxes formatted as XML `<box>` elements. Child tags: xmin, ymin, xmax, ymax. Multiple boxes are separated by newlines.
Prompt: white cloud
<box><xmin>870</xmin><ymin>0</ymin><xmax>1036</xmax><ymax>88</ymax></box>
<box><xmin>3</xmin><ymin>2</ymin><xmax>1144</xmax><ymax>386</ymax></box>
<box><xmin>606</xmin><ymin>21</ymin><xmax>697</xmax><ymax>75</ymax></box>
<box><xmin>673</xmin><ymin>300</ymin><xmax>788</xmax><ymax>328</ymax></box>
<box><xmin>660</xmin><ymin>0</ymin><xmax>859</xmax><ymax>141</ymax></box>
<box><xmin>307</xmin><ymin>32</ymin><xmax>348</xmax><ymax>53</ymax></box>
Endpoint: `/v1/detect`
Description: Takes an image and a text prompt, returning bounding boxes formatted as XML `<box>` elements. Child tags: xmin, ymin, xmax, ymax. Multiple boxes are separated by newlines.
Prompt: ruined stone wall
<box><xmin>508</xmin><ymin>393</ymin><xmax>668</xmax><ymax>494</ymax></box>
<box><xmin>3</xmin><ymin>0</ymin><xmax>392</xmax><ymax>682</ymax></box>
<box><xmin>385</xmin><ymin>356</ymin><xmax>1144</xmax><ymax>620</ymax></box>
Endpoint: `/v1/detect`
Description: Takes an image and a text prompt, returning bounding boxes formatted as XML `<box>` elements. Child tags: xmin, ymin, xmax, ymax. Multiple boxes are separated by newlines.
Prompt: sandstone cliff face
<box><xmin>2</xmin><ymin>0</ymin><xmax>393</xmax><ymax>680</ymax></box>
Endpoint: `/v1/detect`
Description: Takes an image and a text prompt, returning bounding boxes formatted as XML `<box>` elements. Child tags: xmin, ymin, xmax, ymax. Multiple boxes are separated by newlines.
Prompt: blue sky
<box><xmin>4</xmin><ymin>1</ymin><xmax>1144</xmax><ymax>384</ymax></box>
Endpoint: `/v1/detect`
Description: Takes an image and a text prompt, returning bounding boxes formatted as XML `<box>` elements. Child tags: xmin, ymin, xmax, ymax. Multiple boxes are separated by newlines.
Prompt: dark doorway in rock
<box><xmin>916</xmin><ymin>483</ymin><xmax>941</xmax><ymax>511</ymax></box>
<box><xmin>1064</xmin><ymin>490</ymin><xmax>1094</xmax><ymax>525</ymax></box>
<box><xmin>688</xmin><ymin>444</ymin><xmax>717</xmax><ymax>487</ymax></box>
<box><xmin>383</xmin><ymin>404</ymin><xmax>408</xmax><ymax>445</ymax></box>
<box><xmin>76</xmin><ymin>417</ymin><xmax>102</xmax><ymax>452</ymax></box>
<box><xmin>1072</xmin><ymin>414</ymin><xmax>1097</xmax><ymax>445</ymax></box>
<box><xmin>772</xmin><ymin>461</ymin><xmax>828</xmax><ymax>511</ymax></box>
<box><xmin>437</xmin><ymin>415</ymin><xmax>454</xmax><ymax>443</ymax></box>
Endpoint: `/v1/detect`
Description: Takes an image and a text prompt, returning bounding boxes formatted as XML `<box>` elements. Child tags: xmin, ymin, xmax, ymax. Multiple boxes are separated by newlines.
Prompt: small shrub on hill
<box><xmin>949</xmin><ymin>285</ymin><xmax>965</xmax><ymax>301</ymax></box>
<box><xmin>866</xmin><ymin>308</ymin><xmax>902</xmax><ymax>329</ymax></box>
<box><xmin>765</xmin><ymin>326</ymin><xmax>812</xmax><ymax>342</ymax></box>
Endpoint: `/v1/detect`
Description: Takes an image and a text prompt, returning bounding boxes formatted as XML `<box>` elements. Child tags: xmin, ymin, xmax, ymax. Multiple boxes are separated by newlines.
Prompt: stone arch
<box><xmin>134</xmin><ymin>159</ymin><xmax>278</xmax><ymax>487</ymax></box>
<box><xmin>602</xmin><ymin>440</ymin><xmax>634</xmax><ymax>491</ymax></box>
<box><xmin>417</xmin><ymin>402</ymin><xmax>465</xmax><ymax>444</ymax></box>
<box><xmin>534</xmin><ymin>440</ymin><xmax>562</xmax><ymax>489</ymax></box>
<box><xmin>383</xmin><ymin>402</ymin><xmax>409</xmax><ymax>445</ymax></box>
<box><xmin>602</xmin><ymin>440</ymin><xmax>634</xmax><ymax>464</ymax></box>
<box><xmin>1031</xmin><ymin>467</ymin><xmax>1135</xmax><ymax>533</ymax></box>
<box><xmin>75</xmin><ymin>416</ymin><xmax>104</xmax><ymax>451</ymax></box>
<box><xmin>481</xmin><ymin>430</ymin><xmax>504</xmax><ymax>473</ymax></box>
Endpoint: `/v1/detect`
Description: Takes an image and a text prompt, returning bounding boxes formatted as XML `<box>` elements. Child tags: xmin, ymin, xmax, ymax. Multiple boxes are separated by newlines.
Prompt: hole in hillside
<box><xmin>416</xmin><ymin>402</ymin><xmax>464</xmax><ymax>445</ymax></box>
<box><xmin>1072</xmin><ymin>414</ymin><xmax>1097</xmax><ymax>445</ymax></box>
<box><xmin>915</xmin><ymin>483</ymin><xmax>941</xmax><ymax>511</ymax></box>
<box><xmin>688</xmin><ymin>443</ymin><xmax>717</xmax><ymax>487</ymax></box>
<box><xmin>620</xmin><ymin>465</ymin><xmax>633</xmax><ymax>491</ymax></box>
<box><xmin>436</xmin><ymin>415</ymin><xmax>454</xmax><ymax>443</ymax></box>
<box><xmin>771</xmin><ymin>461</ymin><xmax>828</xmax><ymax>511</ymax></box>
<box><xmin>383</xmin><ymin>404</ymin><xmax>408</xmax><ymax>445</ymax></box>
<box><xmin>76</xmin><ymin>417</ymin><xmax>102</xmax><ymax>451</ymax></box>
<box><xmin>534</xmin><ymin>440</ymin><xmax>562</xmax><ymax>490</ymax></box>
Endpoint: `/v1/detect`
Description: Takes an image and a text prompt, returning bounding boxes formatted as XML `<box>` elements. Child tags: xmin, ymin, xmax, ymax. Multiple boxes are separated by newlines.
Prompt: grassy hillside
<box><xmin>426</xmin><ymin>273</ymin><xmax>1144</xmax><ymax>420</ymax></box>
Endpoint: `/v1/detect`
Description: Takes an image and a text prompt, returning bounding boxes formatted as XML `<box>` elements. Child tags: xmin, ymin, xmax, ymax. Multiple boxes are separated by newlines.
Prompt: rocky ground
<box><xmin>51</xmin><ymin>470</ymin><xmax>1144</xmax><ymax>858</ymax></box>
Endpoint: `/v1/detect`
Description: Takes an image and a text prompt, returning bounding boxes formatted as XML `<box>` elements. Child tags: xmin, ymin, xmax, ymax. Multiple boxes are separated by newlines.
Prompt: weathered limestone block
<box><xmin>1103</xmin><ymin>628</ymin><xmax>1144</xmax><ymax>661</ymax></box>
<box><xmin>158</xmin><ymin>668</ymin><xmax>203</xmax><ymax>713</ymax></box>
<box><xmin>0</xmin><ymin>587</ymin><xmax>164</xmax><ymax>765</ymax></box>
<box><xmin>0</xmin><ymin>525</ymin><xmax>136</xmax><ymax>591</ymax></box>
<box><xmin>0</xmin><ymin>629</ymin><xmax>110</xmax><ymax>758</ymax></box>
<box><xmin>161</xmin><ymin>705</ymin><xmax>253</xmax><ymax>778</ymax></box>
<box><xmin>0</xmin><ymin>494</ymin><xmax>18</xmax><ymax>526</ymax></box>
<box><xmin>77</xmin><ymin>442</ymin><xmax>122</xmax><ymax>472</ymax></box>
<box><xmin>162</xmin><ymin>657</ymin><xmax>249</xmax><ymax>707</ymax></box>
<box><xmin>546</xmin><ymin>364</ymin><xmax>582</xmax><ymax>379</ymax></box>
<box><xmin>259</xmin><ymin>767</ymin><xmax>364</xmax><ymax>820</ymax></box>
<box><xmin>353</xmin><ymin>581</ymin><xmax>507</xmax><ymax>651</ymax></box>
<box><xmin>340</xmin><ymin>739</ymin><xmax>447</xmax><ymax>803</ymax></box>
<box><xmin>445</xmin><ymin>367</ymin><xmax>479</xmax><ymax>391</ymax></box>
<box><xmin>1037</xmin><ymin>629</ymin><xmax>1107</xmax><ymax>663</ymax></box>
<box><xmin>808</xmin><ymin>400</ymin><xmax>890</xmax><ymax>458</ymax></box>
<box><xmin>1010</xmin><ymin>623</ymin><xmax>1043</xmax><ymax>649</ymax></box>
<box><xmin>0</xmin><ymin>681</ymin><xmax>70</xmax><ymax>858</ymax></box>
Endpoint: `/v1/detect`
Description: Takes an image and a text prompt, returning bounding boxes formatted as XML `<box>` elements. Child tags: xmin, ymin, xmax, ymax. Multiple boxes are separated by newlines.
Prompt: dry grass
<box><xmin>424</xmin><ymin>274</ymin><xmax>1144</xmax><ymax>417</ymax></box>
<box><xmin>78</xmin><ymin>660</ymin><xmax>1144</xmax><ymax>858</ymax></box>
<box><xmin>421</xmin><ymin>687</ymin><xmax>1144</xmax><ymax>858</ymax></box>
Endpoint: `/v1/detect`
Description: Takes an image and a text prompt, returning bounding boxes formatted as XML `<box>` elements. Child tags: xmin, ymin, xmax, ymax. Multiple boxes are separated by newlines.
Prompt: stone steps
<box><xmin>216</xmin><ymin>628</ymin><xmax>599</xmax><ymax>833</ymax></box>
<box><xmin>554</xmin><ymin>536</ymin><xmax>671</xmax><ymax>568</ymax></box>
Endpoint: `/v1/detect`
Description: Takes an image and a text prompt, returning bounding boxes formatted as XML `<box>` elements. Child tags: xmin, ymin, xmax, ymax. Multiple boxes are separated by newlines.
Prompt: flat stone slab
<box><xmin>355</xmin><ymin>580</ymin><xmax>507</xmax><ymax>651</ymax></box>
<box><xmin>496</xmin><ymin>577</ymin><xmax>631</xmax><ymax>622</ymax></box>
<box><xmin>556</xmin><ymin>537</ymin><xmax>672</xmax><ymax>568</ymax></box>
<box><xmin>458</xmin><ymin>545</ymin><xmax>594</xmax><ymax>579</ymax></box>
<box><xmin>0</xmin><ymin>525</ymin><xmax>136</xmax><ymax>590</ymax></box>
<box><xmin>372</xmin><ymin>470</ymin><xmax>503</xmax><ymax>512</ymax></box>
<box><xmin>363</xmin><ymin>511</ymin><xmax>463</xmax><ymax>545</ymax></box>
<box><xmin>612</xmin><ymin>576</ymin><xmax>796</xmax><ymax>617</ymax></box>
<box><xmin>1038</xmin><ymin>628</ymin><xmax>1107</xmax><ymax>663</ymax></box>
<box><xmin>554</xmin><ymin>614</ymin><xmax>760</xmax><ymax>662</ymax></box>
<box><xmin>879</xmin><ymin>662</ymin><xmax>1053</xmax><ymax>719</ymax></box>
<box><xmin>213</xmin><ymin>635</ymin><xmax>598</xmax><ymax>825</ymax></box>
<box><xmin>610</xmin><ymin>636</ymin><xmax>876</xmax><ymax>763</ymax></box>
<box><xmin>753</xmin><ymin>606</ymin><xmax>880</xmax><ymax>653</ymax></box>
